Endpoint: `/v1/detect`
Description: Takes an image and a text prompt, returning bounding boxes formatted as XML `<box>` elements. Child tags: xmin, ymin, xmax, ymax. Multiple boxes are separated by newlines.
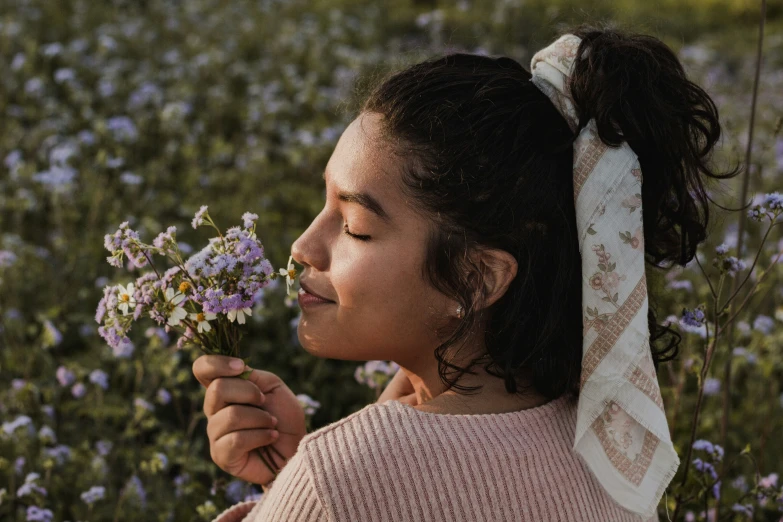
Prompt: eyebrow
<box><xmin>322</xmin><ymin>170</ymin><xmax>392</xmax><ymax>224</ymax></box>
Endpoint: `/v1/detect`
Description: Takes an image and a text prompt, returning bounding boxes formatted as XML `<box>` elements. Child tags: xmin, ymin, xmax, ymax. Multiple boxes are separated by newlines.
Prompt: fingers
<box><xmin>192</xmin><ymin>354</ymin><xmax>247</xmax><ymax>388</ymax></box>
<box><xmin>211</xmin><ymin>428</ymin><xmax>281</xmax><ymax>478</ymax></box>
<box><xmin>204</xmin><ymin>377</ymin><xmax>266</xmax><ymax>417</ymax></box>
<box><xmin>207</xmin><ymin>404</ymin><xmax>278</xmax><ymax>442</ymax></box>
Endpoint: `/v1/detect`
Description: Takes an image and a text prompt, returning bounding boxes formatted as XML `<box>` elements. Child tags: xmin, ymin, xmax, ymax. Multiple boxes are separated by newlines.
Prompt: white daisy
<box><xmin>227</xmin><ymin>307</ymin><xmax>252</xmax><ymax>325</ymax></box>
<box><xmin>164</xmin><ymin>287</ymin><xmax>188</xmax><ymax>326</ymax></box>
<box><xmin>278</xmin><ymin>255</ymin><xmax>297</xmax><ymax>295</ymax></box>
<box><xmin>116</xmin><ymin>283</ymin><xmax>136</xmax><ymax>316</ymax></box>
<box><xmin>188</xmin><ymin>310</ymin><xmax>217</xmax><ymax>333</ymax></box>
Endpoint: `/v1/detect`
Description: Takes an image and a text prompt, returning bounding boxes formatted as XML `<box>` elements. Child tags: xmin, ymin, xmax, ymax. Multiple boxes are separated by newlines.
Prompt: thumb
<box><xmin>244</xmin><ymin>367</ymin><xmax>284</xmax><ymax>396</ymax></box>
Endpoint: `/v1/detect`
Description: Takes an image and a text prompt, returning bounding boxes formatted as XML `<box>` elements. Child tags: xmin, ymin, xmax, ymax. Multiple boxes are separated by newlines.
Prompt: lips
<box><xmin>299</xmin><ymin>280</ymin><xmax>335</xmax><ymax>302</ymax></box>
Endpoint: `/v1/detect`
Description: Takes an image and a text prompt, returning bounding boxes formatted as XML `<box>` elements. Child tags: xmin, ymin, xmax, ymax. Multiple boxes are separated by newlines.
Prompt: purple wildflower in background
<box><xmin>3</xmin><ymin>415</ymin><xmax>33</xmax><ymax>436</ymax></box>
<box><xmin>731</xmin><ymin>475</ymin><xmax>749</xmax><ymax>493</ymax></box>
<box><xmin>748</xmin><ymin>205</ymin><xmax>767</xmax><ymax>221</ymax></box>
<box><xmin>174</xmin><ymin>473</ymin><xmax>190</xmax><ymax>498</ymax></box>
<box><xmin>764</xmin><ymin>192</ymin><xmax>783</xmax><ymax>212</ymax></box>
<box><xmin>703</xmin><ymin>378</ymin><xmax>721</xmax><ymax>396</ymax></box>
<box><xmin>15</xmin><ymin>456</ymin><xmax>25</xmax><ymax>475</ymax></box>
<box><xmin>759</xmin><ymin>473</ymin><xmax>779</xmax><ymax>488</ymax></box>
<box><xmin>157</xmin><ymin>388</ymin><xmax>171</xmax><ymax>405</ymax></box>
<box><xmin>44</xmin><ymin>444</ymin><xmax>71</xmax><ymax>465</ymax></box>
<box><xmin>96</xmin><ymin>440</ymin><xmax>113</xmax><ymax>457</ymax></box>
<box><xmin>112</xmin><ymin>338</ymin><xmax>134</xmax><ymax>358</ymax></box>
<box><xmin>41</xmin><ymin>405</ymin><xmax>54</xmax><ymax>418</ymax></box>
<box><xmin>731</xmin><ymin>504</ymin><xmax>753</xmax><ymax>517</ymax></box>
<box><xmin>123</xmin><ymin>475</ymin><xmax>147</xmax><ymax>508</ymax></box>
<box><xmin>17</xmin><ymin>473</ymin><xmax>47</xmax><ymax>497</ymax></box>
<box><xmin>0</xmin><ymin>249</ymin><xmax>17</xmax><ymax>267</ymax></box>
<box><xmin>681</xmin><ymin>307</ymin><xmax>705</xmax><ymax>328</ymax></box>
<box><xmin>12</xmin><ymin>378</ymin><xmax>26</xmax><ymax>390</ymax></box>
<box><xmin>752</xmin><ymin>315</ymin><xmax>774</xmax><ymax>334</ymax></box>
<box><xmin>80</xmin><ymin>485</ymin><xmax>105</xmax><ymax>504</ymax></box>
<box><xmin>25</xmin><ymin>506</ymin><xmax>53</xmax><ymax>522</ymax></box>
<box><xmin>71</xmin><ymin>382</ymin><xmax>86</xmax><ymax>398</ymax></box>
<box><xmin>715</xmin><ymin>243</ymin><xmax>729</xmax><ymax>255</ymax></box>
<box><xmin>692</xmin><ymin>458</ymin><xmax>719</xmax><ymax>480</ymax></box>
<box><xmin>712</xmin><ymin>480</ymin><xmax>721</xmax><ymax>500</ymax></box>
<box><xmin>42</xmin><ymin>320</ymin><xmax>62</xmax><ymax>347</ymax></box>
<box><xmin>106</xmin><ymin>116</ymin><xmax>138</xmax><ymax>142</ymax></box>
<box><xmin>38</xmin><ymin>426</ymin><xmax>56</xmax><ymax>443</ymax></box>
<box><xmin>134</xmin><ymin>397</ymin><xmax>155</xmax><ymax>412</ymax></box>
<box><xmin>89</xmin><ymin>369</ymin><xmax>109</xmax><ymax>390</ymax></box>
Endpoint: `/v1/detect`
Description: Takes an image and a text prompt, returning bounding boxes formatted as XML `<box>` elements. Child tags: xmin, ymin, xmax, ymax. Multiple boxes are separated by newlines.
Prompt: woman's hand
<box><xmin>192</xmin><ymin>355</ymin><xmax>307</xmax><ymax>487</ymax></box>
<box><xmin>376</xmin><ymin>367</ymin><xmax>417</xmax><ymax>406</ymax></box>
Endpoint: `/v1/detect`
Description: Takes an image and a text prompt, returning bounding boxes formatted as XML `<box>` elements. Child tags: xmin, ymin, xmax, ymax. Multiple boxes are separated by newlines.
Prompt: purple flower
<box><xmin>759</xmin><ymin>473</ymin><xmax>779</xmax><ymax>489</ymax></box>
<box><xmin>80</xmin><ymin>485</ymin><xmax>106</xmax><ymax>504</ymax></box>
<box><xmin>18</xmin><ymin>473</ymin><xmax>47</xmax><ymax>498</ymax></box>
<box><xmin>748</xmin><ymin>205</ymin><xmax>767</xmax><ymax>221</ymax></box>
<box><xmin>106</xmin><ymin>116</ymin><xmax>138</xmax><ymax>142</ymax></box>
<box><xmin>764</xmin><ymin>192</ymin><xmax>783</xmax><ymax>211</ymax></box>
<box><xmin>731</xmin><ymin>504</ymin><xmax>753</xmax><ymax>516</ymax></box>
<box><xmin>96</xmin><ymin>440</ymin><xmax>113</xmax><ymax>456</ymax></box>
<box><xmin>692</xmin><ymin>439</ymin><xmax>714</xmax><ymax>453</ymax></box>
<box><xmin>89</xmin><ymin>369</ymin><xmax>109</xmax><ymax>390</ymax></box>
<box><xmin>3</xmin><ymin>415</ymin><xmax>33</xmax><ymax>436</ymax></box>
<box><xmin>157</xmin><ymin>388</ymin><xmax>171</xmax><ymax>405</ymax></box>
<box><xmin>12</xmin><ymin>378</ymin><xmax>26</xmax><ymax>390</ymax></box>
<box><xmin>25</xmin><ymin>506</ymin><xmax>53</xmax><ymax>522</ymax></box>
<box><xmin>192</xmin><ymin>205</ymin><xmax>209</xmax><ymax>229</ymax></box>
<box><xmin>134</xmin><ymin>397</ymin><xmax>155</xmax><ymax>412</ymax></box>
<box><xmin>752</xmin><ymin>315</ymin><xmax>774</xmax><ymax>334</ymax></box>
<box><xmin>681</xmin><ymin>307</ymin><xmax>705</xmax><ymax>327</ymax></box>
<box><xmin>71</xmin><ymin>382</ymin><xmax>86</xmax><ymax>398</ymax></box>
<box><xmin>112</xmin><ymin>338</ymin><xmax>135</xmax><ymax>358</ymax></box>
<box><xmin>0</xmin><ymin>249</ymin><xmax>17</xmax><ymax>267</ymax></box>
<box><xmin>703</xmin><ymin>378</ymin><xmax>721</xmax><ymax>396</ymax></box>
<box><xmin>712</xmin><ymin>480</ymin><xmax>721</xmax><ymax>500</ymax></box>
<box><xmin>44</xmin><ymin>444</ymin><xmax>71</xmax><ymax>465</ymax></box>
<box><xmin>242</xmin><ymin>212</ymin><xmax>258</xmax><ymax>229</ymax></box>
<box><xmin>42</xmin><ymin>320</ymin><xmax>62</xmax><ymax>347</ymax></box>
<box><xmin>123</xmin><ymin>475</ymin><xmax>147</xmax><ymax>508</ymax></box>
<box><xmin>38</xmin><ymin>425</ymin><xmax>56</xmax><ymax>443</ymax></box>
<box><xmin>715</xmin><ymin>243</ymin><xmax>729</xmax><ymax>256</ymax></box>
<box><xmin>153</xmin><ymin>226</ymin><xmax>178</xmax><ymax>253</ymax></box>
<box><xmin>174</xmin><ymin>472</ymin><xmax>190</xmax><ymax>498</ymax></box>
<box><xmin>15</xmin><ymin>456</ymin><xmax>25</xmax><ymax>475</ymax></box>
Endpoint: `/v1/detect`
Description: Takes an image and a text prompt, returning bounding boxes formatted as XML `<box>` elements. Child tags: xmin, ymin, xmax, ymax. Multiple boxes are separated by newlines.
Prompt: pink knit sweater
<box><xmin>213</xmin><ymin>393</ymin><xmax>660</xmax><ymax>522</ymax></box>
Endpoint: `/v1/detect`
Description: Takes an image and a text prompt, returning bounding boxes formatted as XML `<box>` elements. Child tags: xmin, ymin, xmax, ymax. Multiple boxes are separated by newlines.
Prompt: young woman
<box><xmin>193</xmin><ymin>24</ymin><xmax>737</xmax><ymax>522</ymax></box>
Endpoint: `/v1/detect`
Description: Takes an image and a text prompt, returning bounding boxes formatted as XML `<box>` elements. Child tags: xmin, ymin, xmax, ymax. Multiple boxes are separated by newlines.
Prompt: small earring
<box><xmin>456</xmin><ymin>305</ymin><xmax>464</xmax><ymax>319</ymax></box>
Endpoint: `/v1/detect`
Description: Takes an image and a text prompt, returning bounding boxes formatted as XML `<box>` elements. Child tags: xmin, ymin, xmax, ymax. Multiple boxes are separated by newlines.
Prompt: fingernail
<box><xmin>229</xmin><ymin>359</ymin><xmax>245</xmax><ymax>370</ymax></box>
<box><xmin>270</xmin><ymin>430</ymin><xmax>279</xmax><ymax>438</ymax></box>
<box><xmin>271</xmin><ymin>416</ymin><xmax>278</xmax><ymax>426</ymax></box>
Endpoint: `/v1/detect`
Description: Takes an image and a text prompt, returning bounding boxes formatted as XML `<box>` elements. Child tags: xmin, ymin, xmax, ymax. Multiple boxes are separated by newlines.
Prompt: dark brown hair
<box><xmin>361</xmin><ymin>23</ymin><xmax>740</xmax><ymax>400</ymax></box>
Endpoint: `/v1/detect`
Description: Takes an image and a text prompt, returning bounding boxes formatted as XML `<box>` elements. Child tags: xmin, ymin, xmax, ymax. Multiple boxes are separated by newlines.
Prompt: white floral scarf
<box><xmin>529</xmin><ymin>33</ymin><xmax>680</xmax><ymax>519</ymax></box>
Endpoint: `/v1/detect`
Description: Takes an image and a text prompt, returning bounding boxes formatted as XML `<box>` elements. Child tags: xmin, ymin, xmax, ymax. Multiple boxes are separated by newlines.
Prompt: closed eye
<box><xmin>343</xmin><ymin>223</ymin><xmax>371</xmax><ymax>241</ymax></box>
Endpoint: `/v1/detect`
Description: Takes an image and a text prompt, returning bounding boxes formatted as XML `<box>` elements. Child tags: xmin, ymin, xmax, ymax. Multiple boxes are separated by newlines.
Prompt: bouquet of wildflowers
<box><xmin>96</xmin><ymin>205</ymin><xmax>298</xmax><ymax>478</ymax></box>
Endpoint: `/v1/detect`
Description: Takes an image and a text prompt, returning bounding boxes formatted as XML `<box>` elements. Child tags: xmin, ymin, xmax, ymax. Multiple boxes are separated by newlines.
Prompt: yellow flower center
<box><xmin>121</xmin><ymin>295</ymin><xmax>130</xmax><ymax>302</ymax></box>
<box><xmin>179</xmin><ymin>282</ymin><xmax>190</xmax><ymax>293</ymax></box>
<box><xmin>197</xmin><ymin>313</ymin><xmax>205</xmax><ymax>322</ymax></box>
<box><xmin>287</xmin><ymin>268</ymin><xmax>297</xmax><ymax>279</ymax></box>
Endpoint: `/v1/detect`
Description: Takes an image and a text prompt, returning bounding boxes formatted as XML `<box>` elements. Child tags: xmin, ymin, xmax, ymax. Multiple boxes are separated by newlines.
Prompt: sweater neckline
<box><xmin>385</xmin><ymin>392</ymin><xmax>573</xmax><ymax>420</ymax></box>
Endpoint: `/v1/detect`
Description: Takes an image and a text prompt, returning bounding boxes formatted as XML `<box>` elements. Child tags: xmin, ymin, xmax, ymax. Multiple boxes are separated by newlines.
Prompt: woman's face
<box><xmin>290</xmin><ymin>112</ymin><xmax>456</xmax><ymax>367</ymax></box>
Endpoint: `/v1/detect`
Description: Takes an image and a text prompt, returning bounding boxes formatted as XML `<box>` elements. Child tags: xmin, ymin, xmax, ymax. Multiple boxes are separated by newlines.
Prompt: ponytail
<box><xmin>566</xmin><ymin>24</ymin><xmax>742</xmax><ymax>362</ymax></box>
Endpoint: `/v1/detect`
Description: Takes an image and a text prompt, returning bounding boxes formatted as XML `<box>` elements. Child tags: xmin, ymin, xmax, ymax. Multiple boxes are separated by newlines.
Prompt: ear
<box><xmin>471</xmin><ymin>248</ymin><xmax>518</xmax><ymax>311</ymax></box>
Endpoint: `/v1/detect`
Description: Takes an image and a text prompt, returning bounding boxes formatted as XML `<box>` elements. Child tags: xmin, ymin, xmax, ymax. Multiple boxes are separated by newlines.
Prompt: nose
<box><xmin>291</xmin><ymin>210</ymin><xmax>329</xmax><ymax>272</ymax></box>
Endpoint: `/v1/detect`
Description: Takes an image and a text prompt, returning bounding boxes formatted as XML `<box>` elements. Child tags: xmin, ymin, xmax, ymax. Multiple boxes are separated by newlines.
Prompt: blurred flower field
<box><xmin>1</xmin><ymin>0</ymin><xmax>783</xmax><ymax>520</ymax></box>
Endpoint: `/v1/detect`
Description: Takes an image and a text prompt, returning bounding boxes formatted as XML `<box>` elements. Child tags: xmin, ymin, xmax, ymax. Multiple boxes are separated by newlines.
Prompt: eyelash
<box><xmin>343</xmin><ymin>223</ymin><xmax>371</xmax><ymax>242</ymax></box>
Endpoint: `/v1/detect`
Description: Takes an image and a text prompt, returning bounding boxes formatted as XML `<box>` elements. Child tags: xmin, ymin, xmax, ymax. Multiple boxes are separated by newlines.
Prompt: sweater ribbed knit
<box><xmin>213</xmin><ymin>393</ymin><xmax>660</xmax><ymax>522</ymax></box>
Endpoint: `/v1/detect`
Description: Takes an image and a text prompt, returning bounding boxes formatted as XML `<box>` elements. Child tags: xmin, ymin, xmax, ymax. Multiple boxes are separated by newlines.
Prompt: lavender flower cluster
<box><xmin>96</xmin><ymin>206</ymin><xmax>295</xmax><ymax>356</ymax></box>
